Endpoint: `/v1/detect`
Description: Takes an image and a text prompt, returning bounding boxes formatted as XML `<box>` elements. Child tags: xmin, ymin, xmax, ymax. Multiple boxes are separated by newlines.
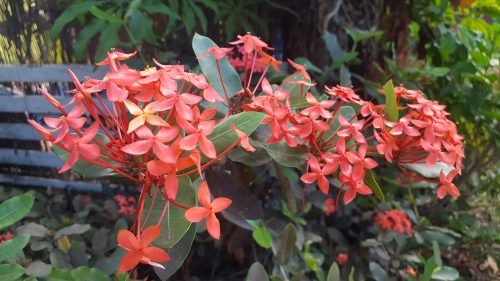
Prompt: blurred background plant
<box><xmin>0</xmin><ymin>0</ymin><xmax>498</xmax><ymax>280</ymax></box>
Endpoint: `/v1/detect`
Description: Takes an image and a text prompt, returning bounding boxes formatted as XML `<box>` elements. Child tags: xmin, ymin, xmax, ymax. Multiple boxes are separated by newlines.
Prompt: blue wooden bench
<box><xmin>0</xmin><ymin>64</ymin><xmax>110</xmax><ymax>192</ymax></box>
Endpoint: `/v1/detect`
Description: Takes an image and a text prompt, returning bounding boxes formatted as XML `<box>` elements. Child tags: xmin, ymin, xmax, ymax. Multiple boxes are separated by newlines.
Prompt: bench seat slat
<box><xmin>0</xmin><ymin>148</ymin><xmax>62</xmax><ymax>168</ymax></box>
<box><xmin>0</xmin><ymin>123</ymin><xmax>39</xmax><ymax>141</ymax></box>
<box><xmin>0</xmin><ymin>173</ymin><xmax>102</xmax><ymax>192</ymax></box>
<box><xmin>0</xmin><ymin>64</ymin><xmax>107</xmax><ymax>82</ymax></box>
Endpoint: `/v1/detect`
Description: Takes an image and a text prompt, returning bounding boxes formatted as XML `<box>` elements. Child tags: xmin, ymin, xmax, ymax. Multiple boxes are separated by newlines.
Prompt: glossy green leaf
<box><xmin>326</xmin><ymin>262</ymin><xmax>340</xmax><ymax>281</ymax></box>
<box><xmin>228</xmin><ymin>140</ymin><xmax>272</xmax><ymax>167</ymax></box>
<box><xmin>276</xmin><ymin>223</ymin><xmax>297</xmax><ymax>265</ymax></box>
<box><xmin>25</xmin><ymin>261</ymin><xmax>52</xmax><ymax>278</ymax></box>
<box><xmin>431</xmin><ymin>266</ymin><xmax>460</xmax><ymax>280</ymax></box>
<box><xmin>421</xmin><ymin>257</ymin><xmax>438</xmax><ymax>281</ymax></box>
<box><xmin>0</xmin><ymin>264</ymin><xmax>24</xmax><ymax>280</ymax></box>
<box><xmin>421</xmin><ymin>230</ymin><xmax>456</xmax><ymax>246</ymax></box>
<box><xmin>89</xmin><ymin>7</ymin><xmax>123</xmax><ymax>24</ymax></box>
<box><xmin>192</xmin><ymin>33</ymin><xmax>243</xmax><ymax>113</ymax></box>
<box><xmin>142</xmin><ymin>177</ymin><xmax>196</xmax><ymax>248</ymax></box>
<box><xmin>153</xmin><ymin>223</ymin><xmax>196</xmax><ymax>280</ymax></box>
<box><xmin>50</xmin><ymin>1</ymin><xmax>99</xmax><ymax>38</ymax></box>
<box><xmin>205</xmin><ymin>170</ymin><xmax>264</xmax><ymax>222</ymax></box>
<box><xmin>289</xmin><ymin>96</ymin><xmax>310</xmax><ymax>109</ymax></box>
<box><xmin>141</xmin><ymin>3</ymin><xmax>180</xmax><ymax>19</ymax></box>
<box><xmin>383</xmin><ymin>80</ymin><xmax>399</xmax><ymax>122</ymax></box>
<box><xmin>369</xmin><ymin>262</ymin><xmax>389</xmax><ymax>281</ymax></box>
<box><xmin>208</xmin><ymin>112</ymin><xmax>265</xmax><ymax>155</ymax></box>
<box><xmin>0</xmin><ymin>234</ymin><xmax>30</xmax><ymax>261</ymax></box>
<box><xmin>246</xmin><ymin>262</ymin><xmax>269</xmax><ymax>281</ymax></box>
<box><xmin>345</xmin><ymin>28</ymin><xmax>384</xmax><ymax>42</ymax></box>
<box><xmin>54</xmin><ymin>224</ymin><xmax>91</xmax><ymax>239</ymax></box>
<box><xmin>365</xmin><ymin>170</ymin><xmax>384</xmax><ymax>201</ymax></box>
<box><xmin>322</xmin><ymin>106</ymin><xmax>356</xmax><ymax>142</ymax></box>
<box><xmin>282</xmin><ymin>73</ymin><xmax>312</xmax><ymax>97</ymax></box>
<box><xmin>266</xmin><ymin>142</ymin><xmax>307</xmax><ymax>169</ymax></box>
<box><xmin>0</xmin><ymin>194</ymin><xmax>35</xmax><ymax>230</ymax></box>
<box><xmin>252</xmin><ymin>224</ymin><xmax>272</xmax><ymax>249</ymax></box>
<box><xmin>427</xmin><ymin>67</ymin><xmax>450</xmax><ymax>77</ymax></box>
<box><xmin>53</xmin><ymin>134</ymin><xmax>114</xmax><ymax>178</ymax></box>
<box><xmin>46</xmin><ymin>269</ymin><xmax>73</xmax><ymax>281</ymax></box>
<box><xmin>74</xmin><ymin>19</ymin><xmax>106</xmax><ymax>60</ymax></box>
<box><xmin>70</xmin><ymin>266</ymin><xmax>110</xmax><ymax>281</ymax></box>
<box><xmin>432</xmin><ymin>240</ymin><xmax>443</xmax><ymax>267</ymax></box>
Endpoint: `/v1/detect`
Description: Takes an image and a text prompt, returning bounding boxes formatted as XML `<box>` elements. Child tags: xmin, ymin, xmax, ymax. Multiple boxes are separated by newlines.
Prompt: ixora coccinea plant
<box><xmin>29</xmin><ymin>33</ymin><xmax>464</xmax><ymax>276</ymax></box>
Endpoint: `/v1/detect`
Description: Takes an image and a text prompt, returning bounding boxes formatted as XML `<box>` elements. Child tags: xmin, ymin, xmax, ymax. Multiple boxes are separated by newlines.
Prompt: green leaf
<box><xmin>432</xmin><ymin>240</ymin><xmax>443</xmax><ymax>267</ymax></box>
<box><xmin>266</xmin><ymin>142</ymin><xmax>307</xmax><ymax>169</ymax></box>
<box><xmin>282</xmin><ymin>73</ymin><xmax>312</xmax><ymax>97</ymax></box>
<box><xmin>50</xmin><ymin>2</ymin><xmax>99</xmax><ymax>39</ymax></box>
<box><xmin>207</xmin><ymin>112</ymin><xmax>265</xmax><ymax>156</ymax></box>
<box><xmin>421</xmin><ymin>230</ymin><xmax>456</xmax><ymax>246</ymax></box>
<box><xmin>322</xmin><ymin>106</ymin><xmax>356</xmax><ymax>142</ymax></box>
<box><xmin>402</xmin><ymin>162</ymin><xmax>453</xmax><ymax>178</ymax></box>
<box><xmin>141</xmin><ymin>3</ymin><xmax>180</xmax><ymax>19</ymax></box>
<box><xmin>73</xmin><ymin>19</ymin><xmax>106</xmax><ymax>61</ymax></box>
<box><xmin>189</xmin><ymin>1</ymin><xmax>207</xmax><ymax>33</ymax></box>
<box><xmin>54</xmin><ymin>224</ymin><xmax>91</xmax><ymax>239</ymax></box>
<box><xmin>153</xmin><ymin>223</ymin><xmax>197</xmax><ymax>280</ymax></box>
<box><xmin>192</xmin><ymin>33</ymin><xmax>243</xmax><ymax>113</ymax></box>
<box><xmin>228</xmin><ymin>140</ymin><xmax>272</xmax><ymax>167</ymax></box>
<box><xmin>89</xmin><ymin>7</ymin><xmax>123</xmax><ymax>24</ymax></box>
<box><xmin>0</xmin><ymin>193</ymin><xmax>35</xmax><ymax>230</ymax></box>
<box><xmin>420</xmin><ymin>257</ymin><xmax>438</xmax><ymax>281</ymax></box>
<box><xmin>289</xmin><ymin>96</ymin><xmax>310</xmax><ymax>109</ymax></box>
<box><xmin>124</xmin><ymin>0</ymin><xmax>142</xmax><ymax>20</ymax></box>
<box><xmin>365</xmin><ymin>170</ymin><xmax>384</xmax><ymax>201</ymax></box>
<box><xmin>369</xmin><ymin>262</ymin><xmax>389</xmax><ymax>281</ymax></box>
<box><xmin>70</xmin><ymin>266</ymin><xmax>110</xmax><ymax>281</ymax></box>
<box><xmin>431</xmin><ymin>266</ymin><xmax>460</xmax><ymax>280</ymax></box>
<box><xmin>252</xmin><ymin>224</ymin><xmax>272</xmax><ymax>249</ymax></box>
<box><xmin>0</xmin><ymin>234</ymin><xmax>30</xmax><ymax>261</ymax></box>
<box><xmin>25</xmin><ymin>261</ymin><xmax>53</xmax><ymax>278</ymax></box>
<box><xmin>246</xmin><ymin>262</ymin><xmax>269</xmax><ymax>281</ymax></box>
<box><xmin>46</xmin><ymin>269</ymin><xmax>73</xmax><ymax>281</ymax></box>
<box><xmin>326</xmin><ymin>262</ymin><xmax>340</xmax><ymax>281</ymax></box>
<box><xmin>383</xmin><ymin>80</ymin><xmax>399</xmax><ymax>122</ymax></box>
<box><xmin>142</xmin><ymin>177</ymin><xmax>196</xmax><ymax>248</ymax></box>
<box><xmin>345</xmin><ymin>28</ymin><xmax>384</xmax><ymax>42</ymax></box>
<box><xmin>323</xmin><ymin>31</ymin><xmax>344</xmax><ymax>61</ymax></box>
<box><xmin>294</xmin><ymin>57</ymin><xmax>323</xmax><ymax>73</ymax></box>
<box><xmin>348</xmin><ymin>267</ymin><xmax>355</xmax><ymax>281</ymax></box>
<box><xmin>427</xmin><ymin>67</ymin><xmax>450</xmax><ymax>77</ymax></box>
<box><xmin>0</xmin><ymin>264</ymin><xmax>24</xmax><ymax>279</ymax></box>
<box><xmin>53</xmin><ymin>134</ymin><xmax>114</xmax><ymax>178</ymax></box>
<box><xmin>276</xmin><ymin>223</ymin><xmax>297</xmax><ymax>265</ymax></box>
<box><xmin>95</xmin><ymin>23</ymin><xmax>122</xmax><ymax>62</ymax></box>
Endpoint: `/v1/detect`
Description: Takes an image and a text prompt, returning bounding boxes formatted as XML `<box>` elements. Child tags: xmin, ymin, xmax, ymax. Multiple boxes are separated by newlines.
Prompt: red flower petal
<box><xmin>206</xmin><ymin>212</ymin><xmax>221</xmax><ymax>240</ymax></box>
<box><xmin>118</xmin><ymin>251</ymin><xmax>142</xmax><ymax>272</ymax></box>
<box><xmin>117</xmin><ymin>230</ymin><xmax>140</xmax><ymax>251</ymax></box>
<box><xmin>140</xmin><ymin>225</ymin><xmax>161</xmax><ymax>248</ymax></box>
<box><xmin>211</xmin><ymin>198</ymin><xmax>232</xmax><ymax>213</ymax></box>
<box><xmin>185</xmin><ymin>207</ymin><xmax>209</xmax><ymax>222</ymax></box>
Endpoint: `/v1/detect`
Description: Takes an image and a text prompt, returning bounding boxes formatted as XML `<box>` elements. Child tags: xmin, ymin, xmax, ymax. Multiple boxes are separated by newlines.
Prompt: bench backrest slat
<box><xmin>0</xmin><ymin>64</ymin><xmax>107</xmax><ymax>82</ymax></box>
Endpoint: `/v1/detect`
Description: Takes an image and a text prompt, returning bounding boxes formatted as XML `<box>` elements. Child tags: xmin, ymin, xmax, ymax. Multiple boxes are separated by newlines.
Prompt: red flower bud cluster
<box><xmin>374</xmin><ymin>209</ymin><xmax>412</xmax><ymax>234</ymax></box>
<box><xmin>0</xmin><ymin>232</ymin><xmax>13</xmax><ymax>244</ymax></box>
<box><xmin>114</xmin><ymin>195</ymin><xmax>137</xmax><ymax>217</ymax></box>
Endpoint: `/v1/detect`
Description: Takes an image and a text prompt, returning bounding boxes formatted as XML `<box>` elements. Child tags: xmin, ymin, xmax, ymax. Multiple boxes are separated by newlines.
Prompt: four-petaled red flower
<box><xmin>185</xmin><ymin>181</ymin><xmax>232</xmax><ymax>239</ymax></box>
<box><xmin>117</xmin><ymin>225</ymin><xmax>170</xmax><ymax>272</ymax></box>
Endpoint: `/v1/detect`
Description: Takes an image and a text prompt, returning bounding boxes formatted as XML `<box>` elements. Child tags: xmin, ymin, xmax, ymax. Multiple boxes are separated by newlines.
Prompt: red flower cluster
<box><xmin>336</xmin><ymin>253</ymin><xmax>348</xmax><ymax>264</ymax></box>
<box><xmin>374</xmin><ymin>209</ymin><xmax>412</xmax><ymax>234</ymax></box>
<box><xmin>30</xmin><ymin>32</ymin><xmax>464</xmax><ymax>272</ymax></box>
<box><xmin>114</xmin><ymin>195</ymin><xmax>137</xmax><ymax>217</ymax></box>
<box><xmin>0</xmin><ymin>232</ymin><xmax>13</xmax><ymax>244</ymax></box>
